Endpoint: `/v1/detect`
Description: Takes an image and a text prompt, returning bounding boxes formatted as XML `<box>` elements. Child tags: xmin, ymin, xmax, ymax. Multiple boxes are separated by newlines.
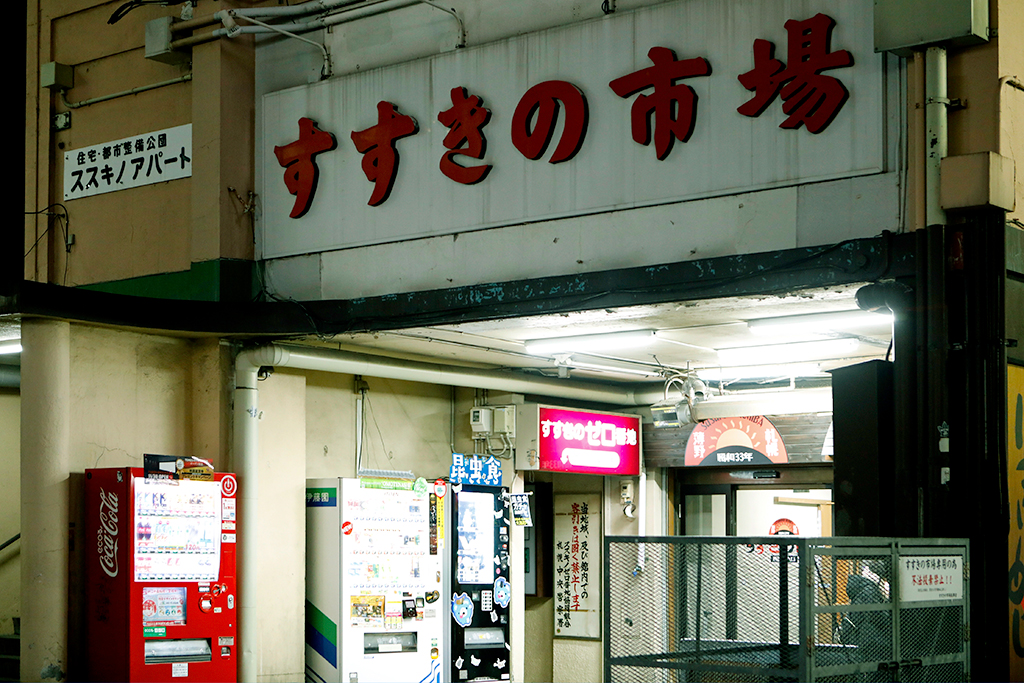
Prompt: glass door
<box><xmin>676</xmin><ymin>484</ymin><xmax>735</xmax><ymax>536</ymax></box>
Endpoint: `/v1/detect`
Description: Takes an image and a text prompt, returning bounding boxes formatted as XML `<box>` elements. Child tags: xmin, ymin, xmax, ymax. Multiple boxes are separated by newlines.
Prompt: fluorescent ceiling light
<box><xmin>0</xmin><ymin>341</ymin><xmax>21</xmax><ymax>355</ymax></box>
<box><xmin>716</xmin><ymin>338</ymin><xmax>860</xmax><ymax>366</ymax></box>
<box><xmin>525</xmin><ymin>329</ymin><xmax>656</xmax><ymax>355</ymax></box>
<box><xmin>697</xmin><ymin>363</ymin><xmax>823</xmax><ymax>382</ymax></box>
<box><xmin>566</xmin><ymin>357</ymin><xmax>663</xmax><ymax>378</ymax></box>
<box><xmin>691</xmin><ymin>388</ymin><xmax>833</xmax><ymax>420</ymax></box>
<box><xmin>748</xmin><ymin>310</ymin><xmax>893</xmax><ymax>336</ymax></box>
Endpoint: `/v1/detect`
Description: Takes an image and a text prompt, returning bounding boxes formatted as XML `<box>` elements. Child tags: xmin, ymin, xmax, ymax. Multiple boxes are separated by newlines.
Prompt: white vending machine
<box><xmin>305</xmin><ymin>477</ymin><xmax>449</xmax><ymax>683</ymax></box>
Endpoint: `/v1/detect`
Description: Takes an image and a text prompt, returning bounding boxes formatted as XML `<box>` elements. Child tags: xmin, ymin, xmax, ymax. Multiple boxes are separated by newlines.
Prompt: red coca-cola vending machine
<box><xmin>84</xmin><ymin>465</ymin><xmax>238</xmax><ymax>682</ymax></box>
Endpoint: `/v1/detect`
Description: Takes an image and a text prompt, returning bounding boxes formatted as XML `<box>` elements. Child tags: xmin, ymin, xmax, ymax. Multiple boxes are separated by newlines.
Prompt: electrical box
<box><xmin>491</xmin><ymin>406</ymin><xmax>516</xmax><ymax>436</ymax></box>
<box><xmin>470</xmin><ymin>407</ymin><xmax>492</xmax><ymax>435</ymax></box>
<box><xmin>619</xmin><ymin>480</ymin><xmax>634</xmax><ymax>504</ymax></box>
<box><xmin>146</xmin><ymin>16</ymin><xmax>191</xmax><ymax>65</ymax></box>
<box><xmin>874</xmin><ymin>0</ymin><xmax>988</xmax><ymax>56</ymax></box>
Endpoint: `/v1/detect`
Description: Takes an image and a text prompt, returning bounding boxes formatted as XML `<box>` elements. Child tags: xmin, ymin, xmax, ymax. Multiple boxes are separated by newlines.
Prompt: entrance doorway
<box><xmin>676</xmin><ymin>477</ymin><xmax>833</xmax><ymax>538</ymax></box>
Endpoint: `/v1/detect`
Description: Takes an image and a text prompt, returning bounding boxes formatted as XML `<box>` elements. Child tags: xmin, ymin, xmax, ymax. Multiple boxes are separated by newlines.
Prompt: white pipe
<box><xmin>212</xmin><ymin>0</ymin><xmax>419</xmax><ymax>38</ymax></box>
<box><xmin>258</xmin><ymin>343</ymin><xmax>645</xmax><ymax>405</ymax></box>
<box><xmin>228</xmin><ymin>0</ymin><xmax>365</xmax><ymax>18</ymax></box>
<box><xmin>233</xmin><ymin>345</ymin><xmax>289</xmax><ymax>683</ymax></box>
<box><xmin>355</xmin><ymin>385</ymin><xmax>365</xmax><ymax>472</ymax></box>
<box><xmin>636</xmin><ymin>462</ymin><xmax>646</xmax><ymax>573</ymax></box>
<box><xmin>924</xmin><ymin>46</ymin><xmax>948</xmax><ymax>228</ymax></box>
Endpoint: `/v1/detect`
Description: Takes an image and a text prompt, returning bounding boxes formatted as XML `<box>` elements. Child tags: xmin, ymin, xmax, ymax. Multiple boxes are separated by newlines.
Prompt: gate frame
<box><xmin>603</xmin><ymin>536</ymin><xmax>970</xmax><ymax>682</ymax></box>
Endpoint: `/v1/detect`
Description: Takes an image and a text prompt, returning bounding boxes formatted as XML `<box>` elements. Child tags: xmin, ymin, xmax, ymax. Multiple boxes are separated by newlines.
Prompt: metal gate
<box><xmin>604</xmin><ymin>537</ymin><xmax>969</xmax><ymax>682</ymax></box>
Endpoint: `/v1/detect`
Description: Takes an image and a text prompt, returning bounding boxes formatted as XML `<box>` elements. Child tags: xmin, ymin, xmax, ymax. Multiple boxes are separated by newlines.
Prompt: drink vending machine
<box><xmin>449</xmin><ymin>483</ymin><xmax>511</xmax><ymax>682</ymax></box>
<box><xmin>305</xmin><ymin>476</ymin><xmax>511</xmax><ymax>683</ymax></box>
<box><xmin>84</xmin><ymin>466</ymin><xmax>238</xmax><ymax>682</ymax></box>
<box><xmin>305</xmin><ymin>477</ymin><xmax>448</xmax><ymax>683</ymax></box>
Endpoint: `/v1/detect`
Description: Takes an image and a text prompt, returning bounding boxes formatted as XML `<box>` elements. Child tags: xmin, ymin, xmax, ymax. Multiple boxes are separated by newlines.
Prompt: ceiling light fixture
<box><xmin>716</xmin><ymin>338</ymin><xmax>860</xmax><ymax>366</ymax></box>
<box><xmin>697</xmin><ymin>363</ymin><xmax>823</xmax><ymax>382</ymax></box>
<box><xmin>0</xmin><ymin>341</ymin><xmax>22</xmax><ymax>355</ymax></box>
<box><xmin>565</xmin><ymin>358</ymin><xmax>663</xmax><ymax>378</ymax></box>
<box><xmin>691</xmin><ymin>388</ymin><xmax>834</xmax><ymax>420</ymax></box>
<box><xmin>747</xmin><ymin>310</ymin><xmax>893</xmax><ymax>336</ymax></box>
<box><xmin>524</xmin><ymin>329</ymin><xmax>656</xmax><ymax>355</ymax></box>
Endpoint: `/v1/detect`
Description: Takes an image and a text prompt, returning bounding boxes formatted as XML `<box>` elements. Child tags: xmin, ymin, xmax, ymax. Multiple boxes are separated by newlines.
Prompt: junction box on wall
<box><xmin>469</xmin><ymin>406</ymin><xmax>516</xmax><ymax>437</ymax></box>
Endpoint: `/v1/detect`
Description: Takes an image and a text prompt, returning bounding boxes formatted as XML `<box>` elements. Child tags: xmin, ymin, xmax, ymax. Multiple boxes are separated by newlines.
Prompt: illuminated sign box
<box><xmin>516</xmin><ymin>404</ymin><xmax>641</xmax><ymax>476</ymax></box>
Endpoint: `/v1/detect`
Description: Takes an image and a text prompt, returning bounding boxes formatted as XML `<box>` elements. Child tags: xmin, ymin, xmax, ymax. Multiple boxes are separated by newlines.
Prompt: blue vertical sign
<box><xmin>450</xmin><ymin>453</ymin><xmax>502</xmax><ymax>486</ymax></box>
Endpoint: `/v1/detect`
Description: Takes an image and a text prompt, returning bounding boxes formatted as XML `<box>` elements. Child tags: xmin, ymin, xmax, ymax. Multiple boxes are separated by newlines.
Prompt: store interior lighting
<box><xmin>716</xmin><ymin>338</ymin><xmax>860</xmax><ymax>366</ymax></box>
<box><xmin>563</xmin><ymin>357</ymin><xmax>663</xmax><ymax>378</ymax></box>
<box><xmin>696</xmin><ymin>362</ymin><xmax>824</xmax><ymax>382</ymax></box>
<box><xmin>747</xmin><ymin>309</ymin><xmax>893</xmax><ymax>336</ymax></box>
<box><xmin>524</xmin><ymin>329</ymin><xmax>656</xmax><ymax>355</ymax></box>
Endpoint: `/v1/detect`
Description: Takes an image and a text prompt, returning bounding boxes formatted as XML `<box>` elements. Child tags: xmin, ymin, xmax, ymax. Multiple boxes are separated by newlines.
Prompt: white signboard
<box><xmin>898</xmin><ymin>555</ymin><xmax>963</xmax><ymax>603</ymax></box>
<box><xmin>64</xmin><ymin>124</ymin><xmax>192</xmax><ymax>200</ymax></box>
<box><xmin>554</xmin><ymin>493</ymin><xmax>600</xmax><ymax>639</ymax></box>
<box><xmin>261</xmin><ymin>0</ymin><xmax>883</xmax><ymax>259</ymax></box>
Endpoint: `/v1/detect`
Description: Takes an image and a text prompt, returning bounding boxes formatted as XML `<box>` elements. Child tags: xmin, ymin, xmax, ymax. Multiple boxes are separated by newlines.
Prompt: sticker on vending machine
<box><xmin>222</xmin><ymin>498</ymin><xmax>236</xmax><ymax>521</ymax></box>
<box><xmin>172</xmin><ymin>662</ymin><xmax>188</xmax><ymax>677</ymax></box>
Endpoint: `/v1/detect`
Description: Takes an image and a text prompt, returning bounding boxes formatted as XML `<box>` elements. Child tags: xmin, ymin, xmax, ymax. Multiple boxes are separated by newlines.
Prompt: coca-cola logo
<box><xmin>97</xmin><ymin>488</ymin><xmax>119</xmax><ymax>578</ymax></box>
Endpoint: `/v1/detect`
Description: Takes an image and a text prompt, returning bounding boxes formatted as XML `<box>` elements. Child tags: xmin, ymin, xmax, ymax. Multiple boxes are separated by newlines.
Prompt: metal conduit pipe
<box><xmin>170</xmin><ymin>0</ymin><xmax>360</xmax><ymax>34</ymax></box>
<box><xmin>228</xmin><ymin>0</ymin><xmax>365</xmax><ymax>19</ymax></box>
<box><xmin>210</xmin><ymin>0</ymin><xmax>421</xmax><ymax>39</ymax></box>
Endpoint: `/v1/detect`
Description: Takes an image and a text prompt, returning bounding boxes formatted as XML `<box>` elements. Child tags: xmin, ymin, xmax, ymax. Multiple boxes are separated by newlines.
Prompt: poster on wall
<box><xmin>553</xmin><ymin>493</ymin><xmax>600</xmax><ymax>639</ymax></box>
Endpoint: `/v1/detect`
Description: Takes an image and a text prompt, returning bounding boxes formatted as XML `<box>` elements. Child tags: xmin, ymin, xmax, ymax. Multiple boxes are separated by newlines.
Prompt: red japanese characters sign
<box><xmin>273</xmin><ymin>117</ymin><xmax>337</xmax><ymax>218</ymax></box>
<box><xmin>262</xmin><ymin>0</ymin><xmax>882</xmax><ymax>258</ymax></box>
<box><xmin>537</xmin><ymin>407</ymin><xmax>641</xmax><ymax>476</ymax></box>
<box><xmin>350</xmin><ymin>101</ymin><xmax>418</xmax><ymax>206</ymax></box>
<box><xmin>277</xmin><ymin>10</ymin><xmax>853</xmax><ymax>211</ymax></box>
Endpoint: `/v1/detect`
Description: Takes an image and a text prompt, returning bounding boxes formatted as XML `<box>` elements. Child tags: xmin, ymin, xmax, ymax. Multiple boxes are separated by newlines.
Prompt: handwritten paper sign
<box><xmin>554</xmin><ymin>493</ymin><xmax>600</xmax><ymax>639</ymax></box>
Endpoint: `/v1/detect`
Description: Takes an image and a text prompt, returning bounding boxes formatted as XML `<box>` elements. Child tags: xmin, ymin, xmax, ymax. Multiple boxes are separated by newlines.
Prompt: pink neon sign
<box><xmin>537</xmin><ymin>406</ymin><xmax>641</xmax><ymax>475</ymax></box>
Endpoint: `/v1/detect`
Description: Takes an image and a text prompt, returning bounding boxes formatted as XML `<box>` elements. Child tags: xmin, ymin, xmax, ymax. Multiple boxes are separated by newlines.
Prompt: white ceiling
<box><xmin>315</xmin><ymin>281</ymin><xmax>892</xmax><ymax>392</ymax></box>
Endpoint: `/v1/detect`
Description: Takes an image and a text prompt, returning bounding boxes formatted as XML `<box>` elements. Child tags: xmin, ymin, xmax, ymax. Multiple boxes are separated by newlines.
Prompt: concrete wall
<box><xmin>7</xmin><ymin>325</ymin><xmax>304</xmax><ymax>681</ymax></box>
<box><xmin>0</xmin><ymin>390</ymin><xmax>20</xmax><ymax>636</ymax></box>
<box><xmin>27</xmin><ymin>0</ymin><xmax>254</xmax><ymax>288</ymax></box>
<box><xmin>305</xmin><ymin>370</ymin><xmax>462</xmax><ymax>481</ymax></box>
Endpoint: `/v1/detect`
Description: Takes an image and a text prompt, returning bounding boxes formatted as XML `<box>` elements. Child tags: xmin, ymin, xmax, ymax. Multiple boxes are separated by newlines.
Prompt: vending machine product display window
<box><xmin>456</xmin><ymin>492</ymin><xmax>495</xmax><ymax>585</ymax></box>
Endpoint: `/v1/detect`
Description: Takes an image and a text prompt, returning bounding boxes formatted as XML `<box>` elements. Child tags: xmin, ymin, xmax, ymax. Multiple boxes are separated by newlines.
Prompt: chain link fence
<box><xmin>605</xmin><ymin>537</ymin><xmax>968</xmax><ymax>682</ymax></box>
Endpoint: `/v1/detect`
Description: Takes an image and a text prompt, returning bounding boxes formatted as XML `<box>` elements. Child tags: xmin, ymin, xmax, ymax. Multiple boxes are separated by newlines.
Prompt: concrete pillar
<box><xmin>19</xmin><ymin>319</ymin><xmax>70</xmax><ymax>682</ymax></box>
<box><xmin>191</xmin><ymin>340</ymin><xmax>232</xmax><ymax>469</ymax></box>
<box><xmin>190</xmin><ymin>1</ymin><xmax>256</xmax><ymax>265</ymax></box>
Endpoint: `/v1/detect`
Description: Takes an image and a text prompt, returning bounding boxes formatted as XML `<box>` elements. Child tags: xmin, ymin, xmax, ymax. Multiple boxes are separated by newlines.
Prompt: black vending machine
<box><xmin>449</xmin><ymin>483</ymin><xmax>511</xmax><ymax>681</ymax></box>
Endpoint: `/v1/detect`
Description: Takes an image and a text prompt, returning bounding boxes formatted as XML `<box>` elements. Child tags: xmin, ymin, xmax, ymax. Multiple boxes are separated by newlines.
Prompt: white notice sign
<box><xmin>898</xmin><ymin>555</ymin><xmax>963</xmax><ymax>602</ymax></box>
<box><xmin>553</xmin><ymin>493</ymin><xmax>601</xmax><ymax>639</ymax></box>
<box><xmin>64</xmin><ymin>124</ymin><xmax>192</xmax><ymax>201</ymax></box>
